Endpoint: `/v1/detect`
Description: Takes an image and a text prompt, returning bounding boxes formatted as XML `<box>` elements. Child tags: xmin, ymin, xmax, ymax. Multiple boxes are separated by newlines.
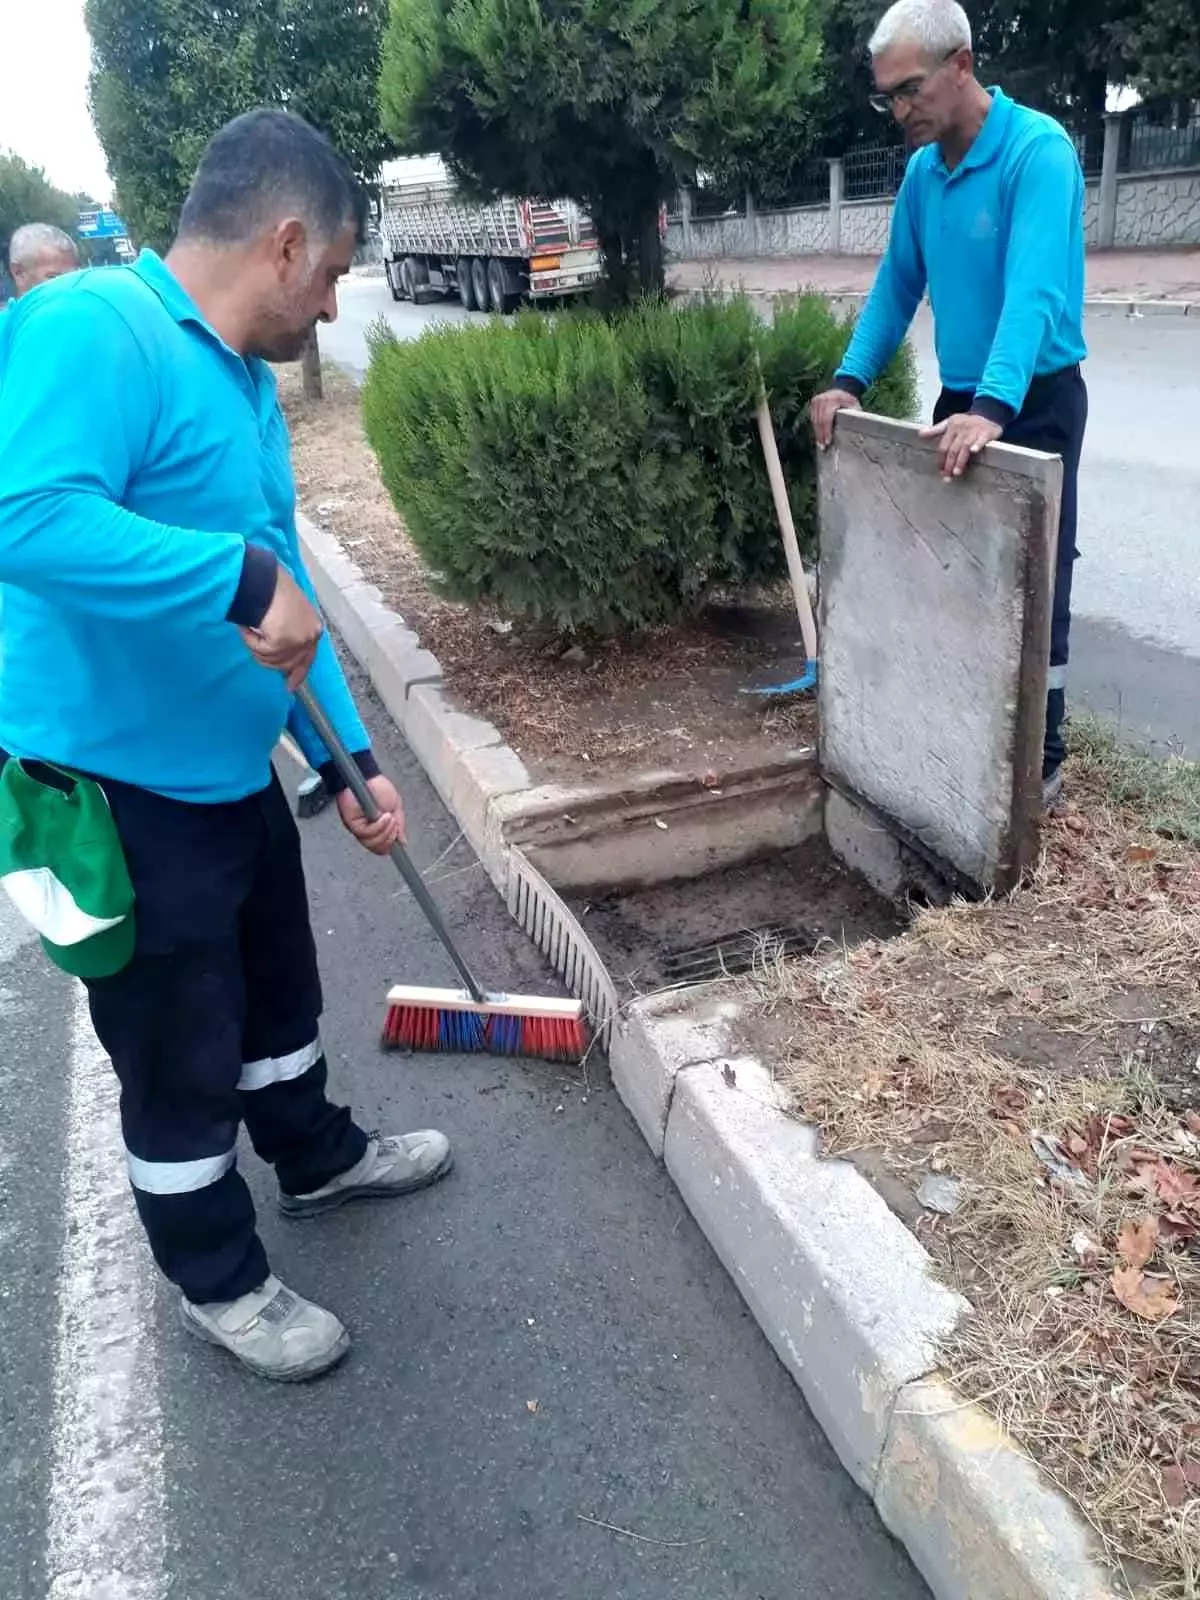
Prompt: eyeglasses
<box><xmin>869</xmin><ymin>48</ymin><xmax>961</xmax><ymax>115</ymax></box>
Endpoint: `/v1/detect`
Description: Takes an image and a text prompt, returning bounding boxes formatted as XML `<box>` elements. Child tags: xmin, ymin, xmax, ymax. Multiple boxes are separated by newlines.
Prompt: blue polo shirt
<box><xmin>0</xmin><ymin>251</ymin><xmax>370</xmax><ymax>802</ymax></box>
<box><xmin>837</xmin><ymin>89</ymin><xmax>1087</xmax><ymax>423</ymax></box>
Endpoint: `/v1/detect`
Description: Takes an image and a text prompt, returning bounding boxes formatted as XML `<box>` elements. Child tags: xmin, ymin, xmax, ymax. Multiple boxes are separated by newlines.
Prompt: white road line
<box><xmin>47</xmin><ymin>984</ymin><xmax>166</xmax><ymax>1600</ymax></box>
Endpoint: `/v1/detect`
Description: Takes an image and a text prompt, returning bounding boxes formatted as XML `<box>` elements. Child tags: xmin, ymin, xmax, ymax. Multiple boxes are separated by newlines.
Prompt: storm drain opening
<box><xmin>565</xmin><ymin>836</ymin><xmax>907</xmax><ymax>1003</ymax></box>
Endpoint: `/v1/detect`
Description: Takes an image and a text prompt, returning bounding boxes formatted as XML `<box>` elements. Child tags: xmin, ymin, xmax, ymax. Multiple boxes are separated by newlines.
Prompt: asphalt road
<box><xmin>320</xmin><ymin>276</ymin><xmax>1200</xmax><ymax>758</ymax></box>
<box><xmin>1</xmin><ymin>657</ymin><xmax>928</xmax><ymax>1600</ymax></box>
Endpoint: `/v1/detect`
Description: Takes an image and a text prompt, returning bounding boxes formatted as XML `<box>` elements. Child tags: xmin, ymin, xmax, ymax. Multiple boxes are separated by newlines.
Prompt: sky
<box><xmin>0</xmin><ymin>0</ymin><xmax>112</xmax><ymax>201</ymax></box>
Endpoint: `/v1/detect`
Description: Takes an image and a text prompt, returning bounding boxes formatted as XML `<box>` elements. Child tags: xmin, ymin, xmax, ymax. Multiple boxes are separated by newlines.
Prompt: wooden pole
<box><xmin>753</xmin><ymin>375</ymin><xmax>818</xmax><ymax>663</ymax></box>
<box><xmin>301</xmin><ymin>326</ymin><xmax>323</xmax><ymax>401</ymax></box>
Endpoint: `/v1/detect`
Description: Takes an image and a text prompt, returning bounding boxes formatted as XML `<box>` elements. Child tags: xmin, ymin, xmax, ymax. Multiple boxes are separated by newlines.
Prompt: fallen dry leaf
<box><xmin>1161</xmin><ymin>1465</ymin><xmax>1189</xmax><ymax>1508</ymax></box>
<box><xmin>1117</xmin><ymin>1216</ymin><xmax>1159</xmax><ymax>1271</ymax></box>
<box><xmin>1160</xmin><ymin>1212</ymin><xmax>1200</xmax><ymax>1247</ymax></box>
<box><xmin>1185</xmin><ymin>1111</ymin><xmax>1200</xmax><ymax>1137</ymax></box>
<box><xmin>1156</xmin><ymin>1162</ymin><xmax>1200</xmax><ymax>1212</ymax></box>
<box><xmin>1110</xmin><ymin>1264</ymin><xmax>1180</xmax><ymax>1323</ymax></box>
<box><xmin>991</xmin><ymin>1085</ymin><xmax>1029</xmax><ymax>1117</ymax></box>
<box><xmin>1160</xmin><ymin>1460</ymin><xmax>1200</xmax><ymax>1508</ymax></box>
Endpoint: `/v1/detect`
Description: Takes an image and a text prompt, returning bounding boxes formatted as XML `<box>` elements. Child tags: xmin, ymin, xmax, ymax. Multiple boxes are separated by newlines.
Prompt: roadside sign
<box><xmin>78</xmin><ymin>208</ymin><xmax>128</xmax><ymax>240</ymax></box>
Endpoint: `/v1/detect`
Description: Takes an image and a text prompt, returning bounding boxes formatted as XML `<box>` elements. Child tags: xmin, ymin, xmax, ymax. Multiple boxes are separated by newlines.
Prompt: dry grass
<box><xmin>746</xmin><ymin>724</ymin><xmax>1200</xmax><ymax>1597</ymax></box>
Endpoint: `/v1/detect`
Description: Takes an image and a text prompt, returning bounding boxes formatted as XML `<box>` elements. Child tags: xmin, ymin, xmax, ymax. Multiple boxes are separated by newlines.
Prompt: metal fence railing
<box><xmin>1122</xmin><ymin>101</ymin><xmax>1200</xmax><ymax>174</ymax></box>
<box><xmin>691</xmin><ymin>180</ymin><xmax>743</xmax><ymax>221</ymax></box>
<box><xmin>842</xmin><ymin>143</ymin><xmax>908</xmax><ymax>201</ymax></box>
<box><xmin>678</xmin><ymin>95</ymin><xmax>1200</xmax><ymax>231</ymax></box>
<box><xmin>1062</xmin><ymin>115</ymin><xmax>1106</xmax><ymax>178</ymax></box>
<box><xmin>782</xmin><ymin>157</ymin><xmax>833</xmax><ymax>208</ymax></box>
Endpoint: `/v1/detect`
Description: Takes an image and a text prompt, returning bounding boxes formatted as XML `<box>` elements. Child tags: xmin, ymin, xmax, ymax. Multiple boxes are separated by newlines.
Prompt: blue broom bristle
<box><xmin>487</xmin><ymin>1013</ymin><xmax>524</xmax><ymax>1055</ymax></box>
<box><xmin>438</xmin><ymin>1007</ymin><xmax>488</xmax><ymax>1052</ymax></box>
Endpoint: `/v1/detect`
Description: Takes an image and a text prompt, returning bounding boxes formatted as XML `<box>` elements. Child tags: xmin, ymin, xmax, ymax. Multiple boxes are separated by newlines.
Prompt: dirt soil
<box><xmin>568</xmin><ymin>837</ymin><xmax>903</xmax><ymax>1002</ymax></box>
<box><xmin>281</xmin><ymin>364</ymin><xmax>816</xmax><ymax>787</ymax></box>
<box><xmin>738</xmin><ymin>725</ymin><xmax>1200</xmax><ymax>1598</ymax></box>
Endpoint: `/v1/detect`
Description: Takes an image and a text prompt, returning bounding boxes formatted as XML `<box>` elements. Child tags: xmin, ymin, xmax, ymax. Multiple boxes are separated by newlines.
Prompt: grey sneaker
<box><xmin>181</xmin><ymin>1275</ymin><xmax>349</xmax><ymax>1382</ymax></box>
<box><xmin>279</xmin><ymin>1129</ymin><xmax>453</xmax><ymax>1219</ymax></box>
<box><xmin>1042</xmin><ymin>769</ymin><xmax>1065</xmax><ymax>812</ymax></box>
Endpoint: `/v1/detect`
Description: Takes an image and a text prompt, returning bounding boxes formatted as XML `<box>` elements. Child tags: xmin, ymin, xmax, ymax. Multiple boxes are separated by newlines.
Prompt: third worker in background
<box><xmin>811</xmin><ymin>0</ymin><xmax>1087</xmax><ymax>810</ymax></box>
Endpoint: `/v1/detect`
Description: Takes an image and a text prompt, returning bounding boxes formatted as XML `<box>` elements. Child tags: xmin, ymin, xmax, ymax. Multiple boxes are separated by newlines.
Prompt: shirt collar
<box><xmin>131</xmin><ymin>248</ymin><xmax>273</xmax><ymax>408</ymax></box>
<box><xmin>131</xmin><ymin>248</ymin><xmax>210</xmax><ymax>327</ymax></box>
<box><xmin>934</xmin><ymin>86</ymin><xmax>1012</xmax><ymax>178</ymax></box>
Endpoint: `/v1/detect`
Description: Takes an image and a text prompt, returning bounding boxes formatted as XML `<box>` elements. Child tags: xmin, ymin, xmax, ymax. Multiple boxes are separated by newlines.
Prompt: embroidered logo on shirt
<box><xmin>970</xmin><ymin>207</ymin><xmax>998</xmax><ymax>241</ymax></box>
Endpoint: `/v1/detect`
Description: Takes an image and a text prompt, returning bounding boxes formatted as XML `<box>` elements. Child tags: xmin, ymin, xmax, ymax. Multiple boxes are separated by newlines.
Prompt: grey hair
<box><xmin>869</xmin><ymin>0</ymin><xmax>972</xmax><ymax>58</ymax></box>
<box><xmin>8</xmin><ymin>223</ymin><xmax>79</xmax><ymax>271</ymax></box>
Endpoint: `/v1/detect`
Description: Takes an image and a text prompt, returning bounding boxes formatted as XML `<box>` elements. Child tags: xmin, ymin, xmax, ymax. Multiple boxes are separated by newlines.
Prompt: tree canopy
<box><xmin>379</xmin><ymin>0</ymin><xmax>826</xmax><ymax>297</ymax></box>
<box><xmin>0</xmin><ymin>151</ymin><xmax>79</xmax><ymax>269</ymax></box>
<box><xmin>707</xmin><ymin>0</ymin><xmax>1200</xmax><ymax>206</ymax></box>
<box><xmin>86</xmin><ymin>0</ymin><xmax>393</xmax><ymax>250</ymax></box>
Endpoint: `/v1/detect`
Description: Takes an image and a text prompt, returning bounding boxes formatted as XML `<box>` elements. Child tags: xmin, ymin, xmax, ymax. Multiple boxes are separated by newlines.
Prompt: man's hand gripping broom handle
<box><xmin>294</xmin><ymin>681</ymin><xmax>487</xmax><ymax>1005</ymax></box>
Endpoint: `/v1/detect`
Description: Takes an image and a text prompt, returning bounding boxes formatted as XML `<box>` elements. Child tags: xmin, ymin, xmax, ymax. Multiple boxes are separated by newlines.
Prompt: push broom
<box><xmin>296</xmin><ymin>682</ymin><xmax>588</xmax><ymax>1063</ymax></box>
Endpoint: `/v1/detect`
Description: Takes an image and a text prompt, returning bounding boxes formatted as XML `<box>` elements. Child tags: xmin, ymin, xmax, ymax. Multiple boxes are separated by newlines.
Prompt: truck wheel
<box><xmin>386</xmin><ymin>259</ymin><xmax>405</xmax><ymax>302</ymax></box>
<box><xmin>471</xmin><ymin>256</ymin><xmax>490</xmax><ymax>313</ymax></box>
<box><xmin>487</xmin><ymin>258</ymin><xmax>517</xmax><ymax>315</ymax></box>
<box><xmin>405</xmin><ymin>256</ymin><xmax>431</xmax><ymax>303</ymax></box>
<box><xmin>456</xmin><ymin>258</ymin><xmax>477</xmax><ymax>311</ymax></box>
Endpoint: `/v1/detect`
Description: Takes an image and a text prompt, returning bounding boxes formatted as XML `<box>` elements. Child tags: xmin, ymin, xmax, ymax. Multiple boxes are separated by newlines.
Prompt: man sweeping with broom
<box><xmin>0</xmin><ymin>110</ymin><xmax>453</xmax><ymax>1383</ymax></box>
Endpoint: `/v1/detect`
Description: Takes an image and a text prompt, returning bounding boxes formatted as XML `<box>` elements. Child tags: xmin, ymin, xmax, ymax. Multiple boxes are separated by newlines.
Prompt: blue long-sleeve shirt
<box><xmin>837</xmin><ymin>89</ymin><xmax>1087</xmax><ymax>424</ymax></box>
<box><xmin>0</xmin><ymin>250</ymin><xmax>371</xmax><ymax>803</ymax></box>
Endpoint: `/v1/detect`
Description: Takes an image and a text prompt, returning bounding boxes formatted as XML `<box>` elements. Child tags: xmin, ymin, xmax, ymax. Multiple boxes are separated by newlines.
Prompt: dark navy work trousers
<box><xmin>73</xmin><ymin>769</ymin><xmax>366</xmax><ymax>1303</ymax></box>
<box><xmin>934</xmin><ymin>365</ymin><xmax>1089</xmax><ymax>779</ymax></box>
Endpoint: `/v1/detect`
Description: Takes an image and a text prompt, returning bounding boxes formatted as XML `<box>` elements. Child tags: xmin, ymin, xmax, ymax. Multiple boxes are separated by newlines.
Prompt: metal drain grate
<box><xmin>506</xmin><ymin>845</ymin><xmax>620</xmax><ymax>1051</ymax></box>
<box><xmin>659</xmin><ymin>924</ymin><xmax>817</xmax><ymax>986</ymax></box>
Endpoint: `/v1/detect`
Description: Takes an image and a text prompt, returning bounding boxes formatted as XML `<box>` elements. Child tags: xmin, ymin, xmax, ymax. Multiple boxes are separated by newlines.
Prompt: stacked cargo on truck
<box><xmin>380</xmin><ymin>160</ymin><xmax>602</xmax><ymax>313</ymax></box>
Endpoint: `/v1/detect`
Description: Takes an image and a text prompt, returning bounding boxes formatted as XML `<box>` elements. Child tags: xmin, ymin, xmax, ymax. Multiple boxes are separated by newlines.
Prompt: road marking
<box><xmin>47</xmin><ymin>984</ymin><xmax>166</xmax><ymax>1600</ymax></box>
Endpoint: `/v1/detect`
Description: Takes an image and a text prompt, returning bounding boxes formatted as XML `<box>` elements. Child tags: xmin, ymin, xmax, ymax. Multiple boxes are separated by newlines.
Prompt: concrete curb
<box><xmin>298</xmin><ymin>512</ymin><xmax>1125</xmax><ymax>1600</ymax></box>
<box><xmin>673</xmin><ymin>280</ymin><xmax>1197</xmax><ymax>318</ymax></box>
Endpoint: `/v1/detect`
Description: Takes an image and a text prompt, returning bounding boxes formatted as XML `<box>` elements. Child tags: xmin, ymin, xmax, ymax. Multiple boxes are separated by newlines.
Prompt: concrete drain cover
<box><xmin>659</xmin><ymin>924</ymin><xmax>816</xmax><ymax>985</ymax></box>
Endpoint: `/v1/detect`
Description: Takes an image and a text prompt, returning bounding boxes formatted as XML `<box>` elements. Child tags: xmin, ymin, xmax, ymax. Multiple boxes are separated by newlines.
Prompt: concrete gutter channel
<box><xmin>299</xmin><ymin>502</ymin><xmax>1127</xmax><ymax>1600</ymax></box>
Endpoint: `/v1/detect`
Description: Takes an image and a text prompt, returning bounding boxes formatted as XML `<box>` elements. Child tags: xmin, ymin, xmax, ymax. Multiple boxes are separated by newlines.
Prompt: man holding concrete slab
<box><xmin>811</xmin><ymin>0</ymin><xmax>1087</xmax><ymax>809</ymax></box>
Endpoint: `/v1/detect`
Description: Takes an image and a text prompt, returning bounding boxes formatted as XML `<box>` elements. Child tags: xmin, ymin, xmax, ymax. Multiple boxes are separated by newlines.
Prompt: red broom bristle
<box><xmin>513</xmin><ymin>1012</ymin><xmax>589</xmax><ymax>1062</ymax></box>
<box><xmin>382</xmin><ymin>1003</ymin><xmax>441</xmax><ymax>1051</ymax></box>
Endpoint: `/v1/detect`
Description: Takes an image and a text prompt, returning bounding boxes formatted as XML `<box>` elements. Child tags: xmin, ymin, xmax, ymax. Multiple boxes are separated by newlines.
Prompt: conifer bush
<box><xmin>362</xmin><ymin>295</ymin><xmax>915</xmax><ymax>634</ymax></box>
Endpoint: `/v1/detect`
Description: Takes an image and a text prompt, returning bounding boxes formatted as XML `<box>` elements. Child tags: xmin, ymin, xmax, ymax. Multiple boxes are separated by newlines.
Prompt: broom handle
<box><xmin>295</xmin><ymin>681</ymin><xmax>487</xmax><ymax>1003</ymax></box>
<box><xmin>754</xmin><ymin>366</ymin><xmax>819</xmax><ymax>663</ymax></box>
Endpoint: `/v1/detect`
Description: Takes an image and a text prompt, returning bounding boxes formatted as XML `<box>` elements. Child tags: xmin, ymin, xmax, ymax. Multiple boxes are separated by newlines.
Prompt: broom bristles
<box><xmin>381</xmin><ymin>985</ymin><xmax>587</xmax><ymax>1062</ymax></box>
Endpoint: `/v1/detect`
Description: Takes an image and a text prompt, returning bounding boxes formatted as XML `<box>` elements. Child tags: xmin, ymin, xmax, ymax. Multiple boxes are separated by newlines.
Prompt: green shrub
<box><xmin>362</xmin><ymin>294</ymin><xmax>916</xmax><ymax>634</ymax></box>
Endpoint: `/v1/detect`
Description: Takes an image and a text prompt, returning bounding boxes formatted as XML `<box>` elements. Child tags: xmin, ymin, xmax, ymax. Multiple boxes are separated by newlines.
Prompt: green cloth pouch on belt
<box><xmin>0</xmin><ymin>759</ymin><xmax>136</xmax><ymax>978</ymax></box>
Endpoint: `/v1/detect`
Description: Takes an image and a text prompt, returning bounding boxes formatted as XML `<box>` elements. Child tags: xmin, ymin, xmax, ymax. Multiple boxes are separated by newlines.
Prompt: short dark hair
<box><xmin>177</xmin><ymin>108</ymin><xmax>367</xmax><ymax>248</ymax></box>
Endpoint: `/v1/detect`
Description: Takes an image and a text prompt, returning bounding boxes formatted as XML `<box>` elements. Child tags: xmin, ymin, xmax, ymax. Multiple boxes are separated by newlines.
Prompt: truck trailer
<box><xmin>380</xmin><ymin>164</ymin><xmax>603</xmax><ymax>313</ymax></box>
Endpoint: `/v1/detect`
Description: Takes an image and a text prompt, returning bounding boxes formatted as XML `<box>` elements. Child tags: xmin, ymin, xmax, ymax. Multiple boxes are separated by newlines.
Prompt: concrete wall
<box><xmin>839</xmin><ymin>199</ymin><xmax>893</xmax><ymax>256</ymax></box>
<box><xmin>1084</xmin><ymin>184</ymin><xmax>1101</xmax><ymax>248</ymax></box>
<box><xmin>817</xmin><ymin>413</ymin><xmax>1060</xmax><ymax>899</ymax></box>
<box><xmin>1113</xmin><ymin>169</ymin><xmax>1200</xmax><ymax>247</ymax></box>
<box><xmin>673</xmin><ymin>167</ymin><xmax>1200</xmax><ymax>260</ymax></box>
<box><xmin>668</xmin><ymin>204</ymin><xmax>831</xmax><ymax>260</ymax></box>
